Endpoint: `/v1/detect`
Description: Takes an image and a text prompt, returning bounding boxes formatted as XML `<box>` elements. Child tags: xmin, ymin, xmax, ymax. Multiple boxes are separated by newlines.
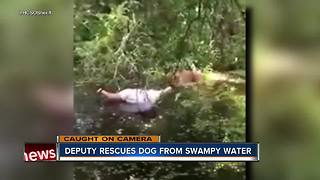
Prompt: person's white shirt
<box><xmin>116</xmin><ymin>87</ymin><xmax>172</xmax><ymax>113</ymax></box>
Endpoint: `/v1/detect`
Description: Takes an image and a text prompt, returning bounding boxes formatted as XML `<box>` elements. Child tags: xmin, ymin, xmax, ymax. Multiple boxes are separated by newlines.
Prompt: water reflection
<box><xmin>75</xmin><ymin>85</ymin><xmax>165</xmax><ymax>135</ymax></box>
<box><xmin>74</xmin><ymin>84</ymin><xmax>245</xmax><ymax>179</ymax></box>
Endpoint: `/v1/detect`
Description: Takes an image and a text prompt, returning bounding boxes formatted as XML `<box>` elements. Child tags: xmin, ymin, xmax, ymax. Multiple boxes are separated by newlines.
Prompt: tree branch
<box><xmin>176</xmin><ymin>0</ymin><xmax>203</xmax><ymax>59</ymax></box>
<box><xmin>233</xmin><ymin>0</ymin><xmax>245</xmax><ymax>21</ymax></box>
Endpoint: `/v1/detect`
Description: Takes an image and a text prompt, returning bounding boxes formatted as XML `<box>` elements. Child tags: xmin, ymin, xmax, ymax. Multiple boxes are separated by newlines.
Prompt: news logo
<box><xmin>24</xmin><ymin>143</ymin><xmax>57</xmax><ymax>161</ymax></box>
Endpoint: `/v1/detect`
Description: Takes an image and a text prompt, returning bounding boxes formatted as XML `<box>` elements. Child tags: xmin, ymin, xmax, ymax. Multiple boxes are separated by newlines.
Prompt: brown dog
<box><xmin>169</xmin><ymin>69</ymin><xmax>203</xmax><ymax>87</ymax></box>
<box><xmin>169</xmin><ymin>69</ymin><xmax>245</xmax><ymax>88</ymax></box>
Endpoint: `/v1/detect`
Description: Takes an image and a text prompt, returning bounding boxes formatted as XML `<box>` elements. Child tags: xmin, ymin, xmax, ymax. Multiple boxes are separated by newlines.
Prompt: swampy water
<box><xmin>74</xmin><ymin>85</ymin><xmax>178</xmax><ymax>137</ymax></box>
<box><xmin>74</xmin><ymin>85</ymin><xmax>245</xmax><ymax>180</ymax></box>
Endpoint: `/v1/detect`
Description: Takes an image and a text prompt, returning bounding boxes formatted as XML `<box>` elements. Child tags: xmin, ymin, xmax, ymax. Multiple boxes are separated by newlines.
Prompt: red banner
<box><xmin>24</xmin><ymin>143</ymin><xmax>57</xmax><ymax>161</ymax></box>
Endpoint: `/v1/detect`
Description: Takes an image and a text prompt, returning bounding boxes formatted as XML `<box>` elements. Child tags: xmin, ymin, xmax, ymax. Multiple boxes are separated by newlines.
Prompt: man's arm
<box><xmin>161</xmin><ymin>86</ymin><xmax>173</xmax><ymax>96</ymax></box>
<box><xmin>97</xmin><ymin>88</ymin><xmax>123</xmax><ymax>102</ymax></box>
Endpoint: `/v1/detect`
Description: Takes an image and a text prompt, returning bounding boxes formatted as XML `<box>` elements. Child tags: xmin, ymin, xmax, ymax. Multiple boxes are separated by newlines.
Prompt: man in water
<box><xmin>97</xmin><ymin>86</ymin><xmax>173</xmax><ymax>117</ymax></box>
<box><xmin>97</xmin><ymin>68</ymin><xmax>244</xmax><ymax>116</ymax></box>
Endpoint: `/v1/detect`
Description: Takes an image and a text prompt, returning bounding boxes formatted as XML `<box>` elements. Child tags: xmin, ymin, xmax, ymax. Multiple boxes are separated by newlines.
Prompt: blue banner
<box><xmin>58</xmin><ymin>143</ymin><xmax>259</xmax><ymax>161</ymax></box>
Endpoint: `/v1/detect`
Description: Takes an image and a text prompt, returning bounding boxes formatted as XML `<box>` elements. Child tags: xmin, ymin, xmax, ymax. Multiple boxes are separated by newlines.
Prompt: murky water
<box><xmin>74</xmin><ymin>85</ymin><xmax>177</xmax><ymax>137</ymax></box>
<box><xmin>74</xmin><ymin>85</ymin><xmax>245</xmax><ymax>179</ymax></box>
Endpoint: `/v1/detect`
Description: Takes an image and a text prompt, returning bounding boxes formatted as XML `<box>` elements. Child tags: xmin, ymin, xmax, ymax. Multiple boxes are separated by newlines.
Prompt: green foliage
<box><xmin>74</xmin><ymin>0</ymin><xmax>245</xmax><ymax>86</ymax></box>
<box><xmin>74</xmin><ymin>0</ymin><xmax>245</xmax><ymax>179</ymax></box>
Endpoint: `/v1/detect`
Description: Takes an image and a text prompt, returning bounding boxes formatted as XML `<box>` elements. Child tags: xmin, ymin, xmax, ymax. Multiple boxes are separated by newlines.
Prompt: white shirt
<box><xmin>116</xmin><ymin>87</ymin><xmax>172</xmax><ymax>113</ymax></box>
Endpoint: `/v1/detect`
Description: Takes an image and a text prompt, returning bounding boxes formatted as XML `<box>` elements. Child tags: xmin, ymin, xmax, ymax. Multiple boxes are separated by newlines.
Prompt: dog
<box><xmin>168</xmin><ymin>69</ymin><xmax>245</xmax><ymax>90</ymax></box>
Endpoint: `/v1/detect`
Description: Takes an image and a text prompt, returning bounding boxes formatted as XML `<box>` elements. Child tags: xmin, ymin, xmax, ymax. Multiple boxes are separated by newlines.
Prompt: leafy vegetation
<box><xmin>74</xmin><ymin>0</ymin><xmax>246</xmax><ymax>179</ymax></box>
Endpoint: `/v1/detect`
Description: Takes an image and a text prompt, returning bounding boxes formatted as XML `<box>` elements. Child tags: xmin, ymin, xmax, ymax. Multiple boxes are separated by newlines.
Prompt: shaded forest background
<box><xmin>74</xmin><ymin>0</ymin><xmax>246</xmax><ymax>179</ymax></box>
